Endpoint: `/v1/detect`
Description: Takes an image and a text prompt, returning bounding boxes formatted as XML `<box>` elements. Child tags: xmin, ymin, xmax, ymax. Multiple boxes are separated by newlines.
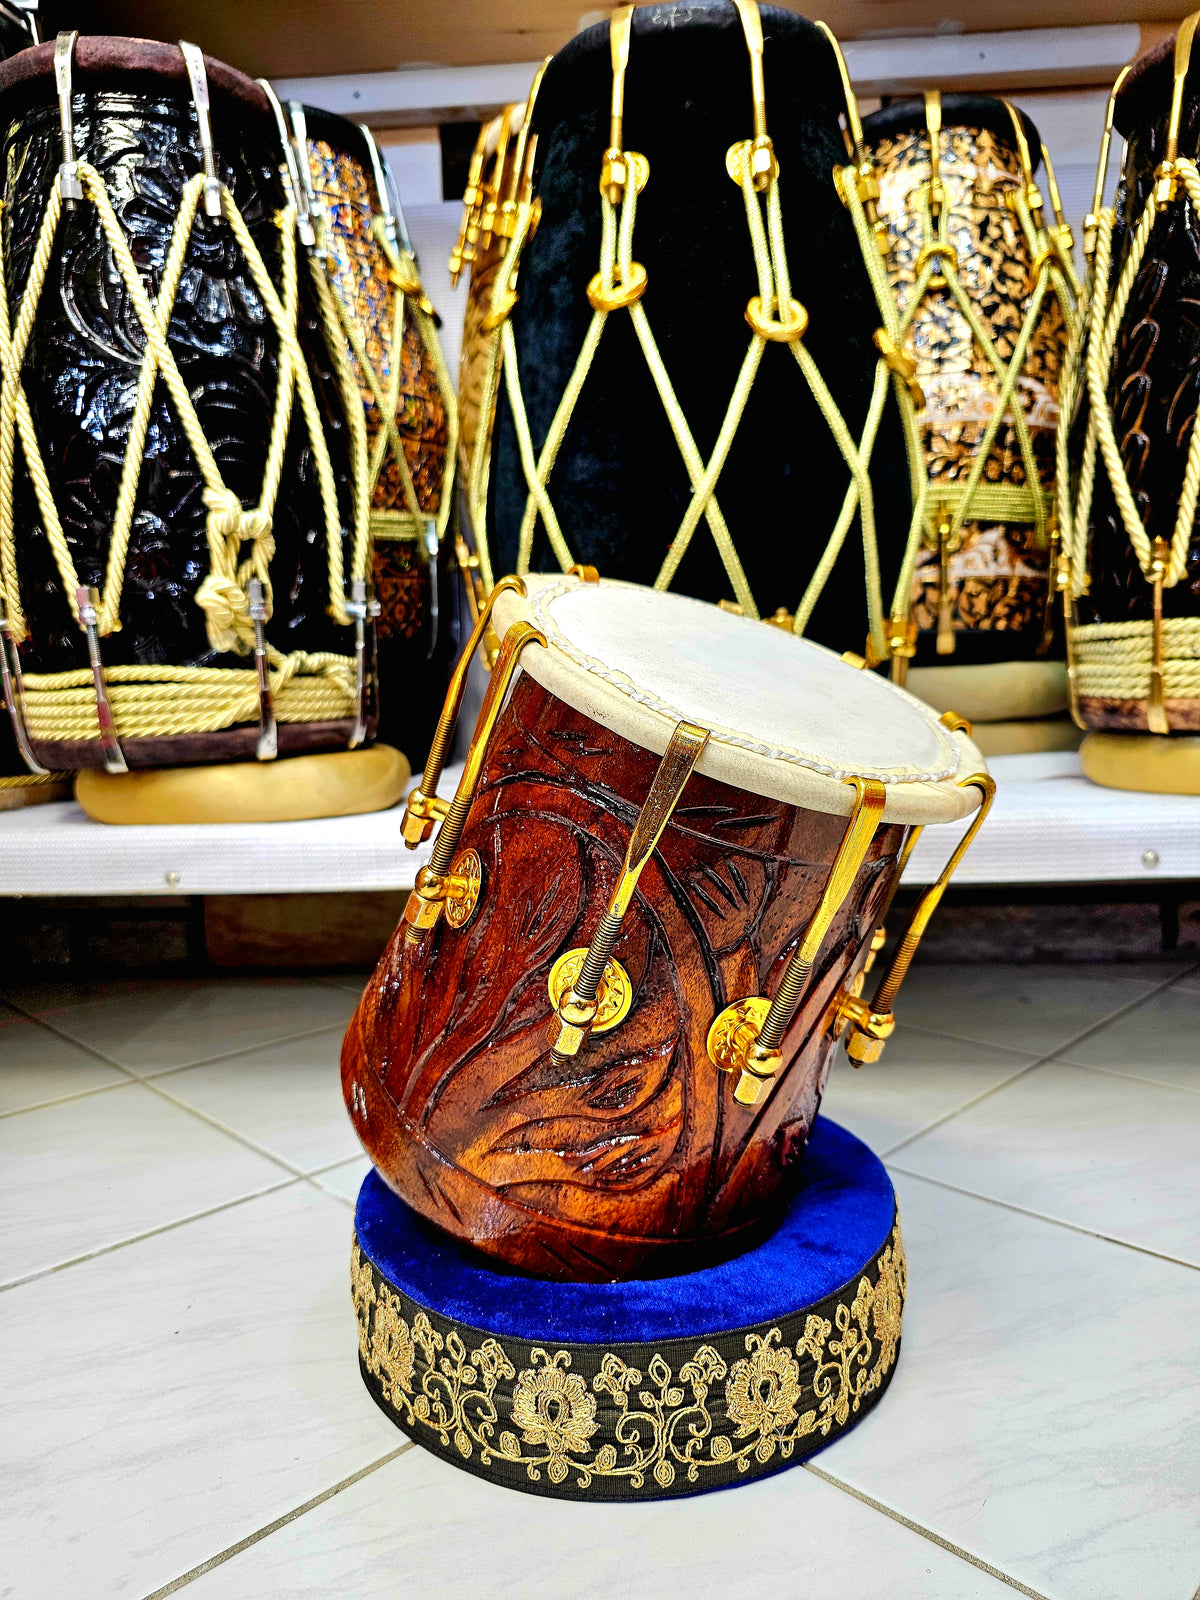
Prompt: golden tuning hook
<box><xmin>400</xmin><ymin>576</ymin><xmax>526</xmax><ymax>848</ymax></box>
<box><xmin>814</xmin><ymin>19</ymin><xmax>879</xmax><ymax>217</ymax></box>
<box><xmin>1161</xmin><ymin>9</ymin><xmax>1200</xmax><ymax>206</ymax></box>
<box><xmin>1085</xmin><ymin>62</ymin><xmax>1131</xmax><ymax>257</ymax></box>
<box><xmin>708</xmin><ymin>776</ymin><xmax>886</xmax><ymax>1106</ymax></box>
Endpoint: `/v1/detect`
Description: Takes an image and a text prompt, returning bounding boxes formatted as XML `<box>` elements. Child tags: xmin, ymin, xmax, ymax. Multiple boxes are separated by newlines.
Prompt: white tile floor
<box><xmin>3</xmin><ymin>960</ymin><xmax>1199</xmax><ymax>1600</ymax></box>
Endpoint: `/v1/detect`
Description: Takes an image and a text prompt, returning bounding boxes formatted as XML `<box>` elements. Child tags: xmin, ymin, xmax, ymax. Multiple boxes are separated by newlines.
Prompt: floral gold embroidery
<box><xmin>350</xmin><ymin>1220</ymin><xmax>906</xmax><ymax>1496</ymax></box>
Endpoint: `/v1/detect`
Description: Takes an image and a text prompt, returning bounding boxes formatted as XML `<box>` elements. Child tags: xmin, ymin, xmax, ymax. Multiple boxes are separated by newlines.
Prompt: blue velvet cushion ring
<box><xmin>351</xmin><ymin>1117</ymin><xmax>907</xmax><ymax>1501</ymax></box>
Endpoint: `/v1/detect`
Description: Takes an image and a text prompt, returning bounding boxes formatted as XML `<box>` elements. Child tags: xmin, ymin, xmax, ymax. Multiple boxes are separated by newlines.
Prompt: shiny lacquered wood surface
<box><xmin>343</xmin><ymin>676</ymin><xmax>905</xmax><ymax>1280</ymax></box>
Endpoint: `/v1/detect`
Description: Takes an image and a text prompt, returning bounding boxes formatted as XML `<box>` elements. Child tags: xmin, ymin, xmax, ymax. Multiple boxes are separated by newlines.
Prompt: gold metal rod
<box><xmin>428</xmin><ymin>619</ymin><xmax>545</xmax><ymax>879</ymax></box>
<box><xmin>576</xmin><ymin>721</ymin><xmax>708</xmax><ymax>1001</ymax></box>
<box><xmin>872</xmin><ymin>776</ymin><xmax>995</xmax><ymax>1020</ymax></box>
<box><xmin>551</xmin><ymin>720</ymin><xmax>709</xmax><ymax>1058</ymax></box>
<box><xmin>609</xmin><ymin>4</ymin><xmax>634</xmax><ymax>153</ymax></box>
<box><xmin>400</xmin><ymin>575</ymin><xmax>525</xmax><ymax>847</ymax></box>
<box><xmin>1167</xmin><ymin>10</ymin><xmax>1200</xmax><ymax>170</ymax></box>
<box><xmin>402</xmin><ymin>619</ymin><xmax>547</xmax><ymax>940</ymax></box>
<box><xmin>732</xmin><ymin>1</ymin><xmax>768</xmax><ymax>142</ymax></box>
<box><xmin>1085</xmin><ymin>63</ymin><xmax>1130</xmax><ymax>256</ymax></box>
<box><xmin>925</xmin><ymin>89</ymin><xmax>943</xmax><ymax>212</ymax></box>
<box><xmin>757</xmin><ymin>776</ymin><xmax>886</xmax><ymax>1053</ymax></box>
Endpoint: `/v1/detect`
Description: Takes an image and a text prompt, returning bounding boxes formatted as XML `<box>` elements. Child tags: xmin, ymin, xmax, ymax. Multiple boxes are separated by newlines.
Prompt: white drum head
<box><xmin>491</xmin><ymin>576</ymin><xmax>987</xmax><ymax>825</ymax></box>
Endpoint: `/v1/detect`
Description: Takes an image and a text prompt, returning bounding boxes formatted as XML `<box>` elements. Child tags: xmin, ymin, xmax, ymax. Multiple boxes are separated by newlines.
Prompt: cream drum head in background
<box><xmin>1080</xmin><ymin>733</ymin><xmax>1200</xmax><ymax>796</ymax></box>
<box><xmin>906</xmin><ymin>661</ymin><xmax>1069</xmax><ymax>725</ymax></box>
<box><xmin>492</xmin><ymin>576</ymin><xmax>986</xmax><ymax>825</ymax></box>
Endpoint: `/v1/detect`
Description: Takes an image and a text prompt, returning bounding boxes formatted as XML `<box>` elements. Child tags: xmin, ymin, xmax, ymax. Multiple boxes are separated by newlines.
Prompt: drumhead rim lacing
<box><xmin>0</xmin><ymin>80</ymin><xmax>368</xmax><ymax>746</ymax></box>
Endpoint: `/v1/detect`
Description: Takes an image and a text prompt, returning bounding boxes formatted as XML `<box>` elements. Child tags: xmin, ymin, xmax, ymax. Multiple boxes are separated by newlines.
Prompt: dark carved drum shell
<box><xmin>342</xmin><ymin>673</ymin><xmax>906</xmax><ymax>1282</ymax></box>
<box><xmin>0</xmin><ymin>39</ymin><xmax>362</xmax><ymax>770</ymax></box>
<box><xmin>863</xmin><ymin>95</ymin><xmax>1067</xmax><ymax>669</ymax></box>
<box><xmin>1067</xmin><ymin>38</ymin><xmax>1200</xmax><ymax>733</ymax></box>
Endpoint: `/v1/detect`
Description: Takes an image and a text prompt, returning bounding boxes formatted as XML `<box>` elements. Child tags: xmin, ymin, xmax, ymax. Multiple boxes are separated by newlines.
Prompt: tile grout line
<box><xmin>0</xmin><ymin>993</ymin><xmax>354</xmax><ymax>1079</ymax></box>
<box><xmin>880</xmin><ymin>966</ymin><xmax>1197</xmax><ymax>1160</ymax></box>
<box><xmin>802</xmin><ymin>1463</ymin><xmax>1053</xmax><ymax>1600</ymax></box>
<box><xmin>1037</xmin><ymin>1058</ymin><xmax>1200</xmax><ymax>1098</ymax></box>
<box><xmin>138</xmin><ymin>1077</ymin><xmax>322</xmax><ymax>1182</ymax></box>
<box><xmin>0</xmin><ymin>1177</ymin><xmax>301</xmax><ymax>1295</ymax></box>
<box><xmin>888</xmin><ymin>1164</ymin><xmax>1200</xmax><ymax>1273</ymax></box>
<box><xmin>0</xmin><ymin>1074</ymin><xmax>139</xmax><ymax>1121</ymax></box>
<box><xmin>877</xmin><ymin>1057</ymin><xmax>1044</xmax><ymax>1159</ymax></box>
<box><xmin>140</xmin><ymin>1443</ymin><xmax>415</xmax><ymax>1599</ymax></box>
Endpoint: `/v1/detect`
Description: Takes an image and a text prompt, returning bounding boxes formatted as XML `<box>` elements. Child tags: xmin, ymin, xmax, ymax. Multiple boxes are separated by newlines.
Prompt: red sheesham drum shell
<box><xmin>342</xmin><ymin>675</ymin><xmax>906</xmax><ymax>1282</ymax></box>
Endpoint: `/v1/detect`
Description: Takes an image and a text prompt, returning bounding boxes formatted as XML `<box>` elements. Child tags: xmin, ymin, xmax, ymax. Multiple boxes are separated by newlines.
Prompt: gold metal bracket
<box><xmin>838</xmin><ymin>773</ymin><xmax>995</xmax><ymax>1065</ymax></box>
<box><xmin>932</xmin><ymin>503</ymin><xmax>960</xmax><ymax>656</ymax></box>
<box><xmin>765</xmin><ymin>607</ymin><xmax>795</xmax><ymax>631</ymax></box>
<box><xmin>887</xmin><ymin>615</ymin><xmax>918</xmax><ymax>686</ymax></box>
<box><xmin>939</xmin><ymin>709</ymin><xmax>973</xmax><ymax>736</ymax></box>
<box><xmin>400</xmin><ymin>575</ymin><xmax>526</xmax><ymax>848</ymax></box>
<box><xmin>708</xmin><ymin>776</ymin><xmax>886</xmax><ymax>1105</ymax></box>
<box><xmin>568</xmin><ymin>564</ymin><xmax>600</xmax><ymax>582</ymax></box>
<box><xmin>1158</xmin><ymin>13</ymin><xmax>1200</xmax><ymax>211</ymax></box>
<box><xmin>1084</xmin><ymin>64</ymin><xmax>1131</xmax><ymax>258</ymax></box>
<box><xmin>725</xmin><ymin>135</ymin><xmax>779</xmax><ymax>192</ymax></box>
<box><xmin>1148</xmin><ymin>536</ymin><xmax>1171</xmax><ymax>734</ymax></box>
<box><xmin>549</xmin><ymin>719</ymin><xmax>709</xmax><ymax>1059</ymax></box>
<box><xmin>403</xmin><ymin>618</ymin><xmax>546</xmax><ymax>939</ymax></box>
<box><xmin>601</xmin><ymin>148</ymin><xmax>649</xmax><ymax>205</ymax></box>
<box><xmin>874</xmin><ymin>327</ymin><xmax>925</xmax><ymax>409</ymax></box>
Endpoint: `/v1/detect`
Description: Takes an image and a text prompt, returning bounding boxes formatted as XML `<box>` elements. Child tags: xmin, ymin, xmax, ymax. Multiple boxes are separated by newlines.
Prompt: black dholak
<box><xmin>0</xmin><ymin>35</ymin><xmax>372</xmax><ymax>779</ymax></box>
<box><xmin>1063</xmin><ymin>17</ymin><xmax>1200</xmax><ymax>792</ymax></box>
<box><xmin>461</xmin><ymin>0</ymin><xmax>911</xmax><ymax>661</ymax></box>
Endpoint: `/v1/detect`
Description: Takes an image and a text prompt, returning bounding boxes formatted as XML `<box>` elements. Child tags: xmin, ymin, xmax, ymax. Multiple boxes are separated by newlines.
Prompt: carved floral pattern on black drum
<box><xmin>305</xmin><ymin>139</ymin><xmax>448</xmax><ymax>517</ymax></box>
<box><xmin>1</xmin><ymin>90</ymin><xmax>355</xmax><ymax>678</ymax></box>
<box><xmin>872</xmin><ymin>123</ymin><xmax>1067</xmax><ymax>645</ymax></box>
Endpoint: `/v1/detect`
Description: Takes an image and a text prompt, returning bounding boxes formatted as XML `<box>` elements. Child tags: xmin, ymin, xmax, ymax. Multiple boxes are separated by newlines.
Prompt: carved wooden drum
<box><xmin>862</xmin><ymin>93</ymin><xmax>1077</xmax><ymax>731</ymax></box>
<box><xmin>0</xmin><ymin>36</ymin><xmax>366</xmax><ymax>780</ymax></box>
<box><xmin>289</xmin><ymin>104</ymin><xmax>459</xmax><ymax>765</ymax></box>
<box><xmin>1063</xmin><ymin>19</ymin><xmax>1200</xmax><ymax>789</ymax></box>
<box><xmin>343</xmin><ymin>574</ymin><xmax>991</xmax><ymax>1280</ymax></box>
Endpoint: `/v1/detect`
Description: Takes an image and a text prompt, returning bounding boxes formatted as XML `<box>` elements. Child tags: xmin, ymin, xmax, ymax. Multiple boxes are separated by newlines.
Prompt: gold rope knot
<box><xmin>194</xmin><ymin>573</ymin><xmax>252</xmax><ymax>654</ymax></box>
<box><xmin>198</xmin><ymin>490</ymin><xmax>275</xmax><ymax>653</ymax></box>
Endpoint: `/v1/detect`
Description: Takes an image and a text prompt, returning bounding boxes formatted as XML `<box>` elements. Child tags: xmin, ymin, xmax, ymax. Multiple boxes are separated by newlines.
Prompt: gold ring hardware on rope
<box><xmin>873</xmin><ymin>328</ymin><xmax>925</xmax><ymax>409</ymax></box>
<box><xmin>587</xmin><ymin>260</ymin><xmax>648</xmax><ymax>312</ymax></box>
<box><xmin>915</xmin><ymin>242</ymin><xmax>958</xmax><ymax>286</ymax></box>
<box><xmin>481</xmin><ymin>287</ymin><xmax>519</xmax><ymax>334</ymax></box>
<box><xmin>600</xmin><ymin>148</ymin><xmax>649</xmax><ymax>205</ymax></box>
<box><xmin>724</xmin><ymin>135</ymin><xmax>778</xmax><ymax>192</ymax></box>
<box><xmin>745</xmin><ymin>294</ymin><xmax>807</xmax><ymax>342</ymax></box>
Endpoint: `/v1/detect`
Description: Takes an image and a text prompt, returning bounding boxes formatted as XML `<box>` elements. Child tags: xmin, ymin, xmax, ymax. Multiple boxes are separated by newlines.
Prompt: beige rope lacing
<box><xmin>465</xmin><ymin>2</ymin><xmax>892</xmax><ymax>657</ymax></box>
<box><xmin>1060</xmin><ymin>15</ymin><xmax>1200</xmax><ymax>718</ymax></box>
<box><xmin>0</xmin><ymin>158</ymin><xmax>363</xmax><ymax>742</ymax></box>
<box><xmin>843</xmin><ymin>94</ymin><xmax>1078</xmax><ymax>650</ymax></box>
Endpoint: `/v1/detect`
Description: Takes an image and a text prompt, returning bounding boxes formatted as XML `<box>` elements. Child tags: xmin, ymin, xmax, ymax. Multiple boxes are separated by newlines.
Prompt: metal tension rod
<box><xmin>403</xmin><ymin>616</ymin><xmax>545</xmax><ymax>940</ymax></box>
<box><xmin>708</xmin><ymin>775</ymin><xmax>886</xmax><ymax>1106</ymax></box>
<box><xmin>549</xmin><ymin>720</ymin><xmax>709</xmax><ymax>1062</ymax></box>
<box><xmin>400</xmin><ymin>574</ymin><xmax>526</xmax><ymax>846</ymax></box>
<box><xmin>839</xmin><ymin>773</ymin><xmax>996</xmax><ymax>1063</ymax></box>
